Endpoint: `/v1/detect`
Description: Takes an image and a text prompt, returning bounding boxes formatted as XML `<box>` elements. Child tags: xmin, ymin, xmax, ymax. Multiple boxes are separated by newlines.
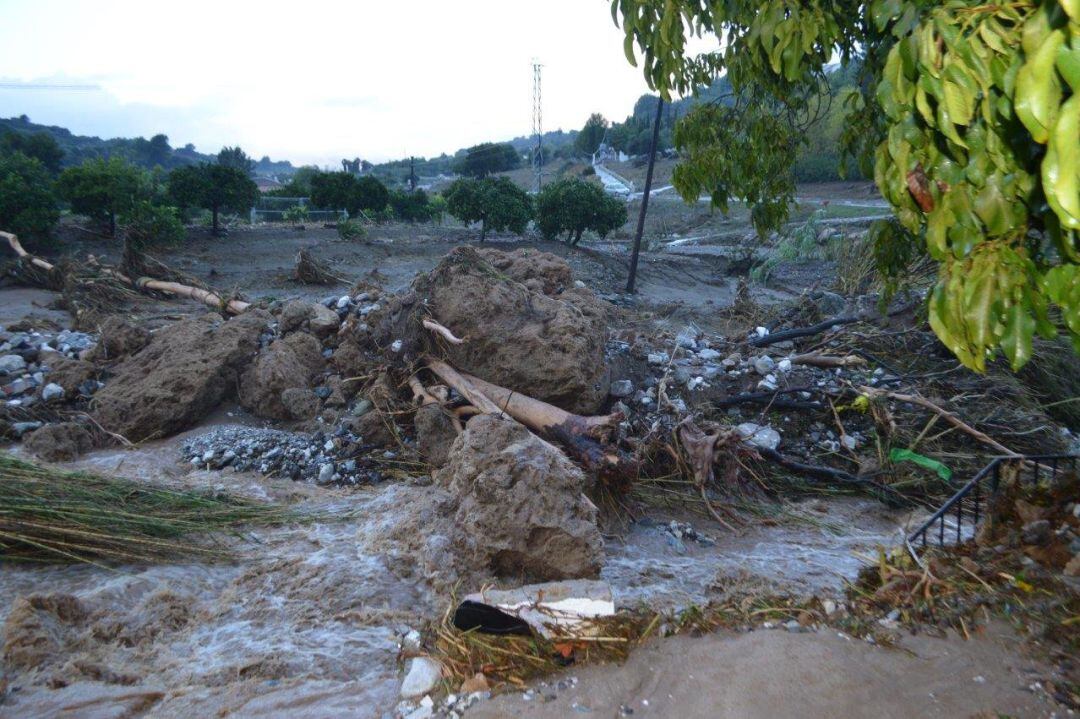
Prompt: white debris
<box><xmin>400</xmin><ymin>657</ymin><xmax>444</xmax><ymax>698</ymax></box>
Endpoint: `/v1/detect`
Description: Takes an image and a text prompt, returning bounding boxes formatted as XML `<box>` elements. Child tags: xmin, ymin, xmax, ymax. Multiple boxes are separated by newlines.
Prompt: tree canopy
<box><xmin>445</xmin><ymin>177</ymin><xmax>532</xmax><ymax>241</ymax></box>
<box><xmin>536</xmin><ymin>177</ymin><xmax>627</xmax><ymax>245</ymax></box>
<box><xmin>309</xmin><ymin>171</ymin><xmax>389</xmax><ymax>216</ymax></box>
<box><xmin>217</xmin><ymin>146</ymin><xmax>255</xmax><ymax>176</ymax></box>
<box><xmin>612</xmin><ymin>0</ymin><xmax>1080</xmax><ymax>372</ymax></box>
<box><xmin>56</xmin><ymin>157</ymin><xmax>146</xmax><ymax>237</ymax></box>
<box><xmin>575</xmin><ymin>113</ymin><xmax>610</xmax><ymax>157</ymax></box>
<box><xmin>168</xmin><ymin>163</ymin><xmax>258</xmax><ymax>235</ymax></box>
<box><xmin>0</xmin><ymin>152</ymin><xmax>59</xmax><ymax>240</ymax></box>
<box><xmin>454</xmin><ymin>142</ymin><xmax>521</xmax><ymax>178</ymax></box>
<box><xmin>1</xmin><ymin>131</ymin><xmax>63</xmax><ymax>175</ymax></box>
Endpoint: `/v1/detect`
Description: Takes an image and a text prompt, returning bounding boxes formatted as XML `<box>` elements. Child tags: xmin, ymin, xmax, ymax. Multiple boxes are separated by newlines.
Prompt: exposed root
<box><xmin>423</xmin><ymin>319</ymin><xmax>465</xmax><ymax>345</ymax></box>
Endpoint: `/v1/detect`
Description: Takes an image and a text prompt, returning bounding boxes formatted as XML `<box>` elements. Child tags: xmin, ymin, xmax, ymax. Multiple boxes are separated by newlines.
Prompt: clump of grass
<box><xmin>0</xmin><ymin>453</ymin><xmax>310</xmax><ymax>565</ymax></box>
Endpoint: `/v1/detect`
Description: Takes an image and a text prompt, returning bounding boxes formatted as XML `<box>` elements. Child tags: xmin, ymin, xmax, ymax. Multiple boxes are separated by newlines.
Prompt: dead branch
<box><xmin>425</xmin><ymin>357</ymin><xmax>634</xmax><ymax>488</ymax></box>
<box><xmin>859</xmin><ymin>386</ymin><xmax>1018</xmax><ymax>457</ymax></box>
<box><xmin>750</xmin><ymin>299</ymin><xmax>918</xmax><ymax>348</ymax></box>
<box><xmin>423</xmin><ymin>319</ymin><xmax>465</xmax><ymax>345</ymax></box>
<box><xmin>789</xmin><ymin>352</ymin><xmax>867</xmax><ymax>369</ymax></box>
<box><xmin>408</xmin><ymin>375</ymin><xmax>463</xmax><ymax>434</ymax></box>
<box><xmin>3</xmin><ymin>230</ymin><xmax>55</xmax><ymax>273</ymax></box>
<box><xmin>4</xmin><ymin>229</ymin><xmax>250</xmax><ymax>315</ymax></box>
<box><xmin>712</xmin><ymin>387</ymin><xmax>822</xmax><ymax>411</ymax></box>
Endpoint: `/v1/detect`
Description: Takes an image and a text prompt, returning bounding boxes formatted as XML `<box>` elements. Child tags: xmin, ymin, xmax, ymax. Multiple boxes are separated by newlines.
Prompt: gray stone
<box><xmin>673</xmin><ymin>366</ymin><xmax>691</xmax><ymax>385</ymax></box>
<box><xmin>41</xmin><ymin>383</ymin><xmax>64</xmax><ymax>402</ymax></box>
<box><xmin>752</xmin><ymin>355</ymin><xmax>775</xmax><ymax>375</ymax></box>
<box><xmin>736</xmin><ymin>422</ymin><xmax>781</xmax><ymax>451</ymax></box>
<box><xmin>400</xmin><ymin>657</ymin><xmax>443</xmax><ymax>698</ymax></box>
<box><xmin>675</xmin><ymin>330</ymin><xmax>698</xmax><ymax>350</ymax></box>
<box><xmin>11</xmin><ymin>421</ymin><xmax>42</xmax><ymax>437</ymax></box>
<box><xmin>317</xmin><ymin>462</ymin><xmax>335</xmax><ymax>483</ymax></box>
<box><xmin>0</xmin><ymin>354</ymin><xmax>27</xmax><ymax>375</ymax></box>
<box><xmin>609</xmin><ymin>379</ymin><xmax>633</xmax><ymax>398</ymax></box>
<box><xmin>697</xmin><ymin>348</ymin><xmax>722</xmax><ymax>361</ymax></box>
<box><xmin>1022</xmin><ymin>520</ymin><xmax>1051</xmax><ymax>546</ymax></box>
<box><xmin>647</xmin><ymin>352</ymin><xmax>668</xmax><ymax>365</ymax></box>
<box><xmin>336</xmin><ymin>295</ymin><xmax>352</xmax><ymax>309</ymax></box>
<box><xmin>308</xmin><ymin>304</ymin><xmax>341</xmax><ymax>337</ymax></box>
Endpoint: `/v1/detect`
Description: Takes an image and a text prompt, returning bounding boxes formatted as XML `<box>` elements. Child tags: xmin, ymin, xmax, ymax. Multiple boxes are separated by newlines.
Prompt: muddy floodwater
<box><xmin>0</xmin><ymin>418</ymin><xmax>913</xmax><ymax>718</ymax></box>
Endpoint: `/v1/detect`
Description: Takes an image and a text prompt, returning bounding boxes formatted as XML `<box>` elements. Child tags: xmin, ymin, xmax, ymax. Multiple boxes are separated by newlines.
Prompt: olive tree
<box><xmin>612</xmin><ymin>0</ymin><xmax>1080</xmax><ymax>371</ymax></box>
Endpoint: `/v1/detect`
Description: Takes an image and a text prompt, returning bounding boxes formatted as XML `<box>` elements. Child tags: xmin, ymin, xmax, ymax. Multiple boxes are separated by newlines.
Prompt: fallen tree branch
<box><xmin>423</xmin><ymin>319</ymin><xmax>465</xmax><ymax>345</ymax></box>
<box><xmin>753</xmin><ymin>445</ymin><xmax>903</xmax><ymax>501</ymax></box>
<box><xmin>712</xmin><ymin>387</ymin><xmax>822</xmax><ymax>412</ymax></box>
<box><xmin>750</xmin><ymin>300</ymin><xmax>918</xmax><ymax>348</ymax></box>
<box><xmin>408</xmin><ymin>375</ymin><xmax>463</xmax><ymax>434</ymax></box>
<box><xmin>4</xmin><ymin>229</ymin><xmax>250</xmax><ymax>314</ymax></box>
<box><xmin>425</xmin><ymin>357</ymin><xmax>634</xmax><ymax>488</ymax></box>
<box><xmin>859</xmin><ymin>386</ymin><xmax>1019</xmax><ymax>457</ymax></box>
<box><xmin>789</xmin><ymin>352</ymin><xmax>867</xmax><ymax>369</ymax></box>
<box><xmin>3</xmin><ymin>230</ymin><xmax>54</xmax><ymax>273</ymax></box>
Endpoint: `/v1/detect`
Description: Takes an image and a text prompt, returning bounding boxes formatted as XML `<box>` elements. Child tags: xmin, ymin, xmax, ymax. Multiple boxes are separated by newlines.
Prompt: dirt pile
<box><xmin>38</xmin><ymin>354</ymin><xmax>98</xmax><ymax>395</ymax></box>
<box><xmin>436</xmin><ymin>414</ymin><xmax>603</xmax><ymax>581</ymax></box>
<box><xmin>414</xmin><ymin>403</ymin><xmax>458</xmax><ymax>468</ymax></box>
<box><xmin>378</xmin><ymin>247</ymin><xmax>610</xmax><ymax>414</ymax></box>
<box><xmin>279</xmin><ymin>299</ymin><xmax>340</xmax><ymax>338</ymax></box>
<box><xmin>91</xmin><ymin>312</ymin><xmax>268</xmax><ymax>442</ymax></box>
<box><xmin>84</xmin><ymin>316</ymin><xmax>150</xmax><ymax>362</ymax></box>
<box><xmin>23</xmin><ymin>421</ymin><xmax>96</xmax><ymax>462</ymax></box>
<box><xmin>475</xmin><ymin>247</ymin><xmax>573</xmax><ymax>295</ymax></box>
<box><xmin>239</xmin><ymin>331</ymin><xmax>325</xmax><ymax>420</ymax></box>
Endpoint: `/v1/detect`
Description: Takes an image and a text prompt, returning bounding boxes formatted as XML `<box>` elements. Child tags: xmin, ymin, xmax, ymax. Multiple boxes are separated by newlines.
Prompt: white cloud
<box><xmin>0</xmin><ymin>0</ymin><xmax>662</xmax><ymax>165</ymax></box>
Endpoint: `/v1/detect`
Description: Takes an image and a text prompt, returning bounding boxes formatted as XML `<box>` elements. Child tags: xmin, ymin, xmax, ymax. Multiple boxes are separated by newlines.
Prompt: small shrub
<box><xmin>124</xmin><ymin>201</ymin><xmax>185</xmax><ymax>250</ymax></box>
<box><xmin>282</xmin><ymin>205</ymin><xmax>309</xmax><ymax>227</ymax></box>
<box><xmin>337</xmin><ymin>219</ymin><xmax>367</xmax><ymax>241</ymax></box>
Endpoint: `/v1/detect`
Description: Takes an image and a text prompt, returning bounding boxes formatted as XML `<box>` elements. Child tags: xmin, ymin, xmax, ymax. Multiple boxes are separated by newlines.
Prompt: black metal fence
<box><xmin>908</xmin><ymin>454</ymin><xmax>1078</xmax><ymax>549</ymax></box>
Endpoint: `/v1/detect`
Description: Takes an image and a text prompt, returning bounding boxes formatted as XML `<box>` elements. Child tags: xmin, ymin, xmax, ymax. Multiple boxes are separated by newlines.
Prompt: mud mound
<box><xmin>2</xmin><ymin>593</ymin><xmax>88</xmax><ymax>669</ymax></box>
<box><xmin>39</xmin><ymin>354</ymin><xmax>98</xmax><ymax>395</ymax></box>
<box><xmin>279</xmin><ymin>300</ymin><xmax>340</xmax><ymax>338</ymax></box>
<box><xmin>476</xmin><ymin>247</ymin><xmax>573</xmax><ymax>295</ymax></box>
<box><xmin>414</xmin><ymin>403</ymin><xmax>458</xmax><ymax>468</ymax></box>
<box><xmin>400</xmin><ymin>247</ymin><xmax>609</xmax><ymax>414</ymax></box>
<box><xmin>92</xmin><ymin>312</ymin><xmax>268</xmax><ymax>442</ymax></box>
<box><xmin>23</xmin><ymin>421</ymin><xmax>96</xmax><ymax>461</ymax></box>
<box><xmin>437</xmin><ymin>414</ymin><xmax>603</xmax><ymax>581</ymax></box>
<box><xmin>84</xmin><ymin>316</ymin><xmax>151</xmax><ymax>362</ymax></box>
<box><xmin>239</xmin><ymin>331</ymin><xmax>325</xmax><ymax>420</ymax></box>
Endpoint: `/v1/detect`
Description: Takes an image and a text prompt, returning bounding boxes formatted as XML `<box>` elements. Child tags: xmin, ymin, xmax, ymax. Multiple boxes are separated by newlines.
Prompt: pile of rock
<box><xmin>1</xmin><ymin>326</ymin><xmax>101</xmax><ymax>420</ymax></box>
<box><xmin>180</xmin><ymin>423</ymin><xmax>395</xmax><ymax>486</ymax></box>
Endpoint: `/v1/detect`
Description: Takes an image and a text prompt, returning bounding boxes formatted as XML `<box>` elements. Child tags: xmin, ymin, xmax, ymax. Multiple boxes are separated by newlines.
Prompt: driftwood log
<box><xmin>424</xmin><ymin>357</ymin><xmax>635</xmax><ymax>488</ymax></box>
<box><xmin>3</xmin><ymin>230</ymin><xmax>251</xmax><ymax>314</ymax></box>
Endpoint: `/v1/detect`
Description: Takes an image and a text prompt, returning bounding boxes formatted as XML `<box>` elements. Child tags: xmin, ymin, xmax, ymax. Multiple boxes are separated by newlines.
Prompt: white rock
<box><xmin>402</xmin><ymin>629</ymin><xmax>422</xmax><ymax>652</ymax></box>
<box><xmin>736</xmin><ymin>422</ymin><xmax>781</xmax><ymax>451</ymax></box>
<box><xmin>687</xmin><ymin>376</ymin><xmax>705</xmax><ymax>391</ymax></box>
<box><xmin>318</xmin><ymin>463</ymin><xmax>335</xmax><ymax>483</ymax></box>
<box><xmin>336</xmin><ymin>295</ymin><xmax>352</xmax><ymax>309</ymax></box>
<box><xmin>400</xmin><ymin>657</ymin><xmax>443</xmax><ymax>698</ymax></box>
<box><xmin>675</xmin><ymin>330</ymin><xmax>698</xmax><ymax>350</ymax></box>
<box><xmin>841</xmin><ymin>435</ymin><xmax>858</xmax><ymax>450</ymax></box>
<box><xmin>647</xmin><ymin>352</ymin><xmax>668</xmax><ymax>365</ymax></box>
<box><xmin>391</xmin><ymin>339</ymin><xmax>403</xmax><ymax>353</ymax></box>
<box><xmin>573</xmin><ymin>279</ymin><xmax>586</xmax><ymax>289</ymax></box>
<box><xmin>41</xmin><ymin>383</ymin><xmax>64</xmax><ymax>402</ymax></box>
<box><xmin>752</xmin><ymin>356</ymin><xmax>775</xmax><ymax>375</ymax></box>
<box><xmin>697</xmin><ymin>348</ymin><xmax>722</xmax><ymax>361</ymax></box>
<box><xmin>0</xmin><ymin>354</ymin><xmax>26</xmax><ymax>375</ymax></box>
<box><xmin>777</xmin><ymin>358</ymin><xmax>792</xmax><ymax>372</ymax></box>
<box><xmin>754</xmin><ymin>326</ymin><xmax>769</xmax><ymax>338</ymax></box>
<box><xmin>757</xmin><ymin>378</ymin><xmax>778</xmax><ymax>392</ymax></box>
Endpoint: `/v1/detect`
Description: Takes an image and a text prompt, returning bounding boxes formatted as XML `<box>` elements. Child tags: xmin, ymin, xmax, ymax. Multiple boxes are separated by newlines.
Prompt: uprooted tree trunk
<box><xmin>3</xmin><ymin>230</ymin><xmax>251</xmax><ymax>314</ymax></box>
<box><xmin>424</xmin><ymin>357</ymin><xmax>636</xmax><ymax>490</ymax></box>
<box><xmin>294</xmin><ymin>248</ymin><xmax>344</xmax><ymax>285</ymax></box>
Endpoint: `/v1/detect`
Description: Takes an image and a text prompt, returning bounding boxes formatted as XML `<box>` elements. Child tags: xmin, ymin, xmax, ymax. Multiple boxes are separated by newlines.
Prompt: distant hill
<box><xmin>0</xmin><ymin>114</ymin><xmax>296</xmax><ymax>176</ymax></box>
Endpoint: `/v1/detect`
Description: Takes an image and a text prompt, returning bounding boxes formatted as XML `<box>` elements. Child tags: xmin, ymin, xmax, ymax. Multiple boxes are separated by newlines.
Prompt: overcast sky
<box><xmin>0</xmin><ymin>0</ymin><xmax>692</xmax><ymax>166</ymax></box>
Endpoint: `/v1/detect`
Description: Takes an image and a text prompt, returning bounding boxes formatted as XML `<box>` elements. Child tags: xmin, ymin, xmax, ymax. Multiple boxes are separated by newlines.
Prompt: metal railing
<box><xmin>908</xmin><ymin>454</ymin><xmax>1078</xmax><ymax>549</ymax></box>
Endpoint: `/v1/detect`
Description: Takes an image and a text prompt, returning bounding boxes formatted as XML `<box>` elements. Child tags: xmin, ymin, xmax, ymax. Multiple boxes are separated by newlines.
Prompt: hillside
<box><xmin>0</xmin><ymin>114</ymin><xmax>296</xmax><ymax>175</ymax></box>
